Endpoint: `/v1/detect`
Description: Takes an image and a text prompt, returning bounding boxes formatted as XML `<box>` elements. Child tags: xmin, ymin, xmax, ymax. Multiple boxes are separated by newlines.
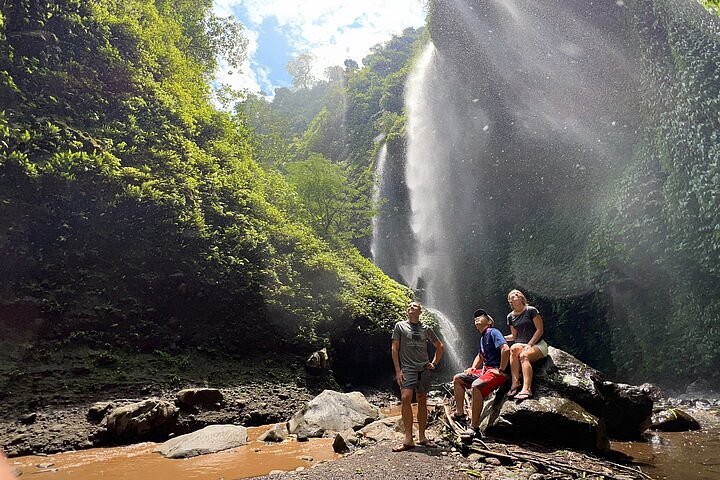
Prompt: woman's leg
<box><xmin>509</xmin><ymin>343</ymin><xmax>524</xmax><ymax>391</ymax></box>
<box><xmin>519</xmin><ymin>347</ymin><xmax>545</xmax><ymax>394</ymax></box>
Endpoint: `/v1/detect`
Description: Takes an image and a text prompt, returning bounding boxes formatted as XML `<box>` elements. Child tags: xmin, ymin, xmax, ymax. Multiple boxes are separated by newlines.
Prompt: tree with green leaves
<box><xmin>286</xmin><ymin>53</ymin><xmax>315</xmax><ymax>89</ymax></box>
<box><xmin>285</xmin><ymin>154</ymin><xmax>374</xmax><ymax>243</ymax></box>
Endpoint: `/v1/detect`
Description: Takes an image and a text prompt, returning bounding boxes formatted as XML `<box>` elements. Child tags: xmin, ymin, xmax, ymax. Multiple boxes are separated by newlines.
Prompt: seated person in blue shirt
<box><xmin>451</xmin><ymin>309</ymin><xmax>509</xmax><ymax>436</ymax></box>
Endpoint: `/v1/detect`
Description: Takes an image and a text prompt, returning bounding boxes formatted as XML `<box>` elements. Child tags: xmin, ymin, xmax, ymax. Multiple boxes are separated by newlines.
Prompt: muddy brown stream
<box><xmin>9</xmin><ymin>425</ymin><xmax>337</xmax><ymax>479</ymax></box>
<box><xmin>8</xmin><ymin>407</ymin><xmax>720</xmax><ymax>479</ymax></box>
<box><xmin>611</xmin><ymin>409</ymin><xmax>720</xmax><ymax>480</ymax></box>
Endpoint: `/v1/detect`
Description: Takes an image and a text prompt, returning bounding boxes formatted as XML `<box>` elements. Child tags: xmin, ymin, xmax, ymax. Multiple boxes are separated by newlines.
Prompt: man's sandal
<box><xmin>418</xmin><ymin>439</ymin><xmax>437</xmax><ymax>448</ymax></box>
<box><xmin>392</xmin><ymin>443</ymin><xmax>416</xmax><ymax>452</ymax></box>
<box><xmin>507</xmin><ymin>386</ymin><xmax>521</xmax><ymax>398</ymax></box>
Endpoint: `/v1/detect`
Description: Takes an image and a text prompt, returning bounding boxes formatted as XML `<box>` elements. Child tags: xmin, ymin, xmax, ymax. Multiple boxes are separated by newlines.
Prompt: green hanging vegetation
<box><xmin>0</xmin><ymin>0</ymin><xmax>410</xmax><ymax>367</ymax></box>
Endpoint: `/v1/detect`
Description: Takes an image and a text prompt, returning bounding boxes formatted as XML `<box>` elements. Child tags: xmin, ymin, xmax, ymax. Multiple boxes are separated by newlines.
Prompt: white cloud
<box><xmin>212</xmin><ymin>27</ymin><xmax>262</xmax><ymax>93</ymax></box>
<box><xmin>213</xmin><ymin>0</ymin><xmax>427</xmax><ymax>94</ymax></box>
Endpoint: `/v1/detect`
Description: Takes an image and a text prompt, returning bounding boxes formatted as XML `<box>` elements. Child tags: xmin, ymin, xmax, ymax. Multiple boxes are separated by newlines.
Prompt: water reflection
<box><xmin>611</xmin><ymin>409</ymin><xmax>720</xmax><ymax>480</ymax></box>
<box><xmin>11</xmin><ymin>425</ymin><xmax>337</xmax><ymax>479</ymax></box>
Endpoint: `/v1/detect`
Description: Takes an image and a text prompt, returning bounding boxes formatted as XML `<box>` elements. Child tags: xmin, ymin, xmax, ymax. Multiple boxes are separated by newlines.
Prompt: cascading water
<box><xmin>403</xmin><ymin>42</ymin><xmax>476</xmax><ymax>372</ymax></box>
<box><xmin>379</xmin><ymin>0</ymin><xmax>719</xmax><ymax>385</ymax></box>
<box><xmin>425</xmin><ymin>307</ymin><xmax>464</xmax><ymax>374</ymax></box>
<box><xmin>370</xmin><ymin>143</ymin><xmax>388</xmax><ymax>265</ymax></box>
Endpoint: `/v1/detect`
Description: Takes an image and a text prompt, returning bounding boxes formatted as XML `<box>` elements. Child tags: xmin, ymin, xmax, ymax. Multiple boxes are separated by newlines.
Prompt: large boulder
<box><xmin>534</xmin><ymin>347</ymin><xmax>653</xmax><ymax>439</ymax></box>
<box><xmin>485</xmin><ymin>396</ymin><xmax>608</xmax><ymax>452</ymax></box>
<box><xmin>105</xmin><ymin>399</ymin><xmax>178</xmax><ymax>442</ymax></box>
<box><xmin>287</xmin><ymin>390</ymin><xmax>380</xmax><ymax>438</ymax></box>
<box><xmin>475</xmin><ymin>347</ymin><xmax>652</xmax><ymax>449</ymax></box>
<box><xmin>155</xmin><ymin>425</ymin><xmax>248</xmax><ymax>458</ymax></box>
<box><xmin>595</xmin><ymin>381</ymin><xmax>653</xmax><ymax>439</ymax></box>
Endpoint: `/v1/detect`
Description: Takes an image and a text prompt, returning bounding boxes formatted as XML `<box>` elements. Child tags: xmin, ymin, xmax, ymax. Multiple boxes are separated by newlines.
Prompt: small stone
<box><xmin>19</xmin><ymin>413</ymin><xmax>37</xmax><ymax>425</ymax></box>
<box><xmin>300</xmin><ymin>455</ymin><xmax>313</xmax><ymax>461</ymax></box>
<box><xmin>467</xmin><ymin>453</ymin><xmax>484</xmax><ymax>462</ymax></box>
<box><xmin>268</xmin><ymin>470</ymin><xmax>284</xmax><ymax>475</ymax></box>
<box><xmin>485</xmin><ymin>457</ymin><xmax>502</xmax><ymax>466</ymax></box>
<box><xmin>529</xmin><ymin>474</ymin><xmax>547</xmax><ymax>480</ymax></box>
<box><xmin>37</xmin><ymin>463</ymin><xmax>54</xmax><ymax>469</ymax></box>
<box><xmin>295</xmin><ymin>467</ymin><xmax>305</xmax><ymax>472</ymax></box>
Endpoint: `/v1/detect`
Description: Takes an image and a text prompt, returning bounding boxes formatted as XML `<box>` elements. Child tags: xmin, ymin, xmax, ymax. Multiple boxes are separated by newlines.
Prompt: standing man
<box><xmin>391</xmin><ymin>301</ymin><xmax>444</xmax><ymax>452</ymax></box>
<box><xmin>451</xmin><ymin>309</ymin><xmax>509</xmax><ymax>437</ymax></box>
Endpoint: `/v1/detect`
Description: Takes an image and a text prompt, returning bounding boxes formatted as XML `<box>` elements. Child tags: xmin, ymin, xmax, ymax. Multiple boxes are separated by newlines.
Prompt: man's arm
<box><xmin>465</xmin><ymin>353</ymin><xmax>482</xmax><ymax>373</ymax></box>
<box><xmin>428</xmin><ymin>338</ymin><xmax>444</xmax><ymax>369</ymax></box>
<box><xmin>391</xmin><ymin>339</ymin><xmax>403</xmax><ymax>386</ymax></box>
<box><xmin>498</xmin><ymin>343</ymin><xmax>510</xmax><ymax>373</ymax></box>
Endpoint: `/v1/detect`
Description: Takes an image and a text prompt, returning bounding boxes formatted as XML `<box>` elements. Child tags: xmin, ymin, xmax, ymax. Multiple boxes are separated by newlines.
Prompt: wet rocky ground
<box><xmin>0</xmin><ymin>347</ymin><xmax>339</xmax><ymax>457</ymax></box>
<box><xmin>2</xmin><ymin>345</ymin><xmax>719</xmax><ymax>480</ymax></box>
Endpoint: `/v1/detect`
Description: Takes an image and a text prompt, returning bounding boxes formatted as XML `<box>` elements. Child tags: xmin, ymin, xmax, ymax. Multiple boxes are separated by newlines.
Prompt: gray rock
<box><xmin>306</xmin><ymin>348</ymin><xmax>329</xmax><ymax>372</ymax></box>
<box><xmin>105</xmin><ymin>399</ymin><xmax>178</xmax><ymax>442</ymax></box>
<box><xmin>650</xmin><ymin>408</ymin><xmax>701</xmax><ymax>432</ymax></box>
<box><xmin>19</xmin><ymin>413</ymin><xmax>37</xmax><ymax>425</ymax></box>
<box><xmin>287</xmin><ymin>390</ymin><xmax>380</xmax><ymax>438</ymax></box>
<box><xmin>485</xmin><ymin>395</ymin><xmax>608</xmax><ymax>451</ymax></box>
<box><xmin>176</xmin><ymin>388</ymin><xmax>223</xmax><ymax>409</ymax></box>
<box><xmin>155</xmin><ymin>424</ymin><xmax>248</xmax><ymax>458</ymax></box>
<box><xmin>357</xmin><ymin>416</ymin><xmax>399</xmax><ymax>442</ymax></box>
<box><xmin>87</xmin><ymin>402</ymin><xmax>115</xmax><ymax>422</ymax></box>
<box><xmin>258</xmin><ymin>424</ymin><xmax>287</xmax><ymax>442</ymax></box>
<box><xmin>340</xmin><ymin>428</ymin><xmax>359</xmax><ymax>446</ymax></box>
<box><xmin>596</xmin><ymin>381</ymin><xmax>653</xmax><ymax>439</ymax></box>
<box><xmin>533</xmin><ymin>347</ymin><xmax>652</xmax><ymax>440</ymax></box>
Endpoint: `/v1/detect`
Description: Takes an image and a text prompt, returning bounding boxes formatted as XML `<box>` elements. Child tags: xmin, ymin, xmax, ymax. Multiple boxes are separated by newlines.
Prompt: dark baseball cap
<box><xmin>473</xmin><ymin>308</ymin><xmax>494</xmax><ymax>325</ymax></box>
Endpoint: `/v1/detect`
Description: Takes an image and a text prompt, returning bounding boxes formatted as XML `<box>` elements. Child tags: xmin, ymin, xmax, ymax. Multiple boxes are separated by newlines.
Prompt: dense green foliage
<box><xmin>236</xmin><ymin>27</ymin><xmax>424</xmax><ymax>250</ymax></box>
<box><xmin>589</xmin><ymin>0</ymin><xmax>720</xmax><ymax>381</ymax></box>
<box><xmin>422</xmin><ymin>0</ymin><xmax>720</xmax><ymax>386</ymax></box>
<box><xmin>0</xmin><ymin>0</ymin><xmax>410</xmax><ymax>362</ymax></box>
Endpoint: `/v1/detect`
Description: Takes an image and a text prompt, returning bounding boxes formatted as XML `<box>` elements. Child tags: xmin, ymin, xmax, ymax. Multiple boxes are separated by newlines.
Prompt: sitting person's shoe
<box><xmin>450</xmin><ymin>411</ymin><xmax>467</xmax><ymax>422</ymax></box>
<box><xmin>461</xmin><ymin>425</ymin><xmax>481</xmax><ymax>442</ymax></box>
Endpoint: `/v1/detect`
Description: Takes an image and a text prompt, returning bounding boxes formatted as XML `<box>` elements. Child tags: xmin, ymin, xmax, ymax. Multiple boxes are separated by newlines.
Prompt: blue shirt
<box><xmin>479</xmin><ymin>327</ymin><xmax>507</xmax><ymax>368</ymax></box>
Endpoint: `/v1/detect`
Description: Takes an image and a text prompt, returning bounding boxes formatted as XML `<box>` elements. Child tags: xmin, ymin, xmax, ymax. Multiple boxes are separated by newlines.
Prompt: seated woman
<box><xmin>504</xmin><ymin>289</ymin><xmax>548</xmax><ymax>400</ymax></box>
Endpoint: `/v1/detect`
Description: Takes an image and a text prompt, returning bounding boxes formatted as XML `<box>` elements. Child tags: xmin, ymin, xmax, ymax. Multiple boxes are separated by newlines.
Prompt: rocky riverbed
<box><xmin>0</xmin><ymin>349</ymin><xmax>339</xmax><ymax>457</ymax></box>
<box><xmin>2</xmin><ymin>345</ymin><xmax>719</xmax><ymax>480</ymax></box>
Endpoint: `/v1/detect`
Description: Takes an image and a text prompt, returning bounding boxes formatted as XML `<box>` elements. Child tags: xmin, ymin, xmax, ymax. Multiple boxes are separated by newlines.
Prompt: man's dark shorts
<box><xmin>456</xmin><ymin>367</ymin><xmax>506</xmax><ymax>397</ymax></box>
<box><xmin>401</xmin><ymin>368</ymin><xmax>432</xmax><ymax>393</ymax></box>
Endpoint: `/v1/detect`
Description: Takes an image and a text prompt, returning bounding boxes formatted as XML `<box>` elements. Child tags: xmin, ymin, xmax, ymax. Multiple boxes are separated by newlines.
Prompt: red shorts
<box><xmin>457</xmin><ymin>367</ymin><xmax>507</xmax><ymax>398</ymax></box>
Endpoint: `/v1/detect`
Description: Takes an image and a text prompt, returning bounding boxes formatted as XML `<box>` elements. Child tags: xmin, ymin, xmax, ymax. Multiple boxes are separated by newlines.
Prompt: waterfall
<box><xmin>370</xmin><ymin>143</ymin><xmax>388</xmax><ymax>264</ymax></box>
<box><xmin>404</xmin><ymin>42</ymin><xmax>470</xmax><ymax>373</ymax></box>
<box><xmin>425</xmin><ymin>307</ymin><xmax>464</xmax><ymax>374</ymax></box>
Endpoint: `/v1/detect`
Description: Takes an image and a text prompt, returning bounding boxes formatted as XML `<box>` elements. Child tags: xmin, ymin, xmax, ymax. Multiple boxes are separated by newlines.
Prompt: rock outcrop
<box><xmin>478</xmin><ymin>347</ymin><xmax>653</xmax><ymax>449</ymax></box>
<box><xmin>287</xmin><ymin>390</ymin><xmax>380</xmax><ymax>438</ymax></box>
<box><xmin>176</xmin><ymin>388</ymin><xmax>224</xmax><ymax>409</ymax></box>
<box><xmin>104</xmin><ymin>399</ymin><xmax>178</xmax><ymax>442</ymax></box>
<box><xmin>155</xmin><ymin>424</ymin><xmax>248</xmax><ymax>458</ymax></box>
<box><xmin>650</xmin><ymin>408</ymin><xmax>701</xmax><ymax>432</ymax></box>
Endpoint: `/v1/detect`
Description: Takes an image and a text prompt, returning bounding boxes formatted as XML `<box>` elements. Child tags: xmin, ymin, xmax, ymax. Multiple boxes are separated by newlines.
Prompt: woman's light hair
<box><xmin>507</xmin><ymin>289</ymin><xmax>528</xmax><ymax>305</ymax></box>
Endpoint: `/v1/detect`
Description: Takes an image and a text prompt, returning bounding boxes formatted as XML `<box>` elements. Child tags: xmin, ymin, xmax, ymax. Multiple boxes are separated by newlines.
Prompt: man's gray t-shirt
<box><xmin>392</xmin><ymin>320</ymin><xmax>439</xmax><ymax>372</ymax></box>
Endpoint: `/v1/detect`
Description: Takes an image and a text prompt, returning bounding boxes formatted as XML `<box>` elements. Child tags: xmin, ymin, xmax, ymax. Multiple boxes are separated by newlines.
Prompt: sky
<box><xmin>212</xmin><ymin>1</ymin><xmax>427</xmax><ymax>96</ymax></box>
